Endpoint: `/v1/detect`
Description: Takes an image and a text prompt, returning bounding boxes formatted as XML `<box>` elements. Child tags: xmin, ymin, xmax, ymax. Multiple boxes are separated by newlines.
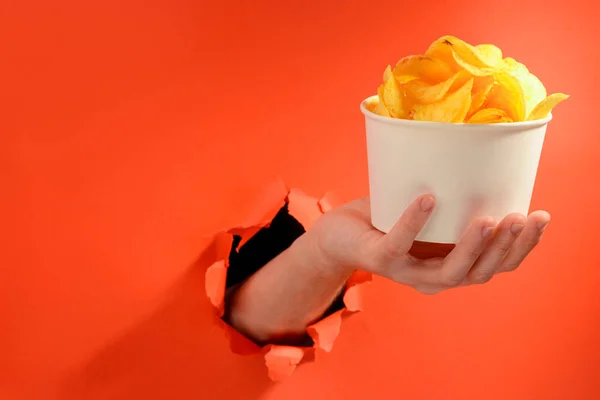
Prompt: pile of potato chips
<box><xmin>370</xmin><ymin>36</ymin><xmax>569</xmax><ymax>123</ymax></box>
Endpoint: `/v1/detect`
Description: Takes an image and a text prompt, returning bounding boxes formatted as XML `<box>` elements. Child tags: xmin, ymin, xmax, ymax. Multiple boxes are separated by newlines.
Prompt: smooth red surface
<box><xmin>1</xmin><ymin>0</ymin><xmax>599</xmax><ymax>399</ymax></box>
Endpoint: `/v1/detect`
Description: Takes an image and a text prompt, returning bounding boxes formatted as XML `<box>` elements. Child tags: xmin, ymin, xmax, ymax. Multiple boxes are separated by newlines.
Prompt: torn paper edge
<box><xmin>203</xmin><ymin>177</ymin><xmax>372</xmax><ymax>381</ymax></box>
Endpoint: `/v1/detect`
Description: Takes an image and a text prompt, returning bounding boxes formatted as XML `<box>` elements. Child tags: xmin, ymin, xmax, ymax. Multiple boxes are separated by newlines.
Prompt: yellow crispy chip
<box><xmin>384</xmin><ymin>64</ymin><xmax>418</xmax><ymax>86</ymax></box>
<box><xmin>404</xmin><ymin>72</ymin><xmax>460</xmax><ymax>104</ymax></box>
<box><xmin>527</xmin><ymin>93</ymin><xmax>570</xmax><ymax>121</ymax></box>
<box><xmin>381</xmin><ymin>74</ymin><xmax>409</xmax><ymax>118</ymax></box>
<box><xmin>448</xmin><ymin>69</ymin><xmax>473</xmax><ymax>92</ymax></box>
<box><xmin>372</xmin><ymin>36</ymin><xmax>569</xmax><ymax>123</ymax></box>
<box><xmin>395</xmin><ymin>75</ymin><xmax>419</xmax><ymax>84</ymax></box>
<box><xmin>426</xmin><ymin>36</ymin><xmax>484</xmax><ymax>68</ymax></box>
<box><xmin>428</xmin><ymin>36</ymin><xmax>505</xmax><ymax>77</ymax></box>
<box><xmin>484</xmin><ymin>72</ymin><xmax>526</xmax><ymax>121</ymax></box>
<box><xmin>413</xmin><ymin>78</ymin><xmax>473</xmax><ymax>123</ymax></box>
<box><xmin>468</xmin><ymin>76</ymin><xmax>495</xmax><ymax>116</ymax></box>
<box><xmin>521</xmin><ymin>73</ymin><xmax>547</xmax><ymax>118</ymax></box>
<box><xmin>474</xmin><ymin>44</ymin><xmax>503</xmax><ymax>67</ymax></box>
<box><xmin>452</xmin><ymin>53</ymin><xmax>496</xmax><ymax>76</ymax></box>
<box><xmin>501</xmin><ymin>57</ymin><xmax>547</xmax><ymax>118</ymax></box>
<box><xmin>393</xmin><ymin>55</ymin><xmax>453</xmax><ymax>84</ymax></box>
<box><xmin>364</xmin><ymin>97</ymin><xmax>378</xmax><ymax>113</ymax></box>
<box><xmin>375</xmin><ymin>85</ymin><xmax>391</xmax><ymax>117</ymax></box>
<box><xmin>501</xmin><ymin>57</ymin><xmax>525</xmax><ymax>73</ymax></box>
<box><xmin>383</xmin><ymin>65</ymin><xmax>393</xmax><ymax>82</ymax></box>
<box><xmin>468</xmin><ymin>108</ymin><xmax>512</xmax><ymax>123</ymax></box>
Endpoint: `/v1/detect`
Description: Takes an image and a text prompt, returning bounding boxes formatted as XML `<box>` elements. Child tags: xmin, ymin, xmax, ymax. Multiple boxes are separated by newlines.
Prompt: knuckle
<box><xmin>358</xmin><ymin>242</ymin><xmax>377</xmax><ymax>266</ymax></box>
<box><xmin>530</xmin><ymin>236</ymin><xmax>542</xmax><ymax>247</ymax></box>
<box><xmin>382</xmin><ymin>241</ymin><xmax>406</xmax><ymax>259</ymax></box>
<box><xmin>363</xmin><ymin>255</ymin><xmax>380</xmax><ymax>273</ymax></box>
<box><xmin>523</xmin><ymin>234</ymin><xmax>542</xmax><ymax>249</ymax></box>
<box><xmin>466</xmin><ymin>247</ymin><xmax>483</xmax><ymax>260</ymax></box>
<box><xmin>496</xmin><ymin>238</ymin><xmax>514</xmax><ymax>254</ymax></box>
<box><xmin>403</xmin><ymin>218</ymin><xmax>422</xmax><ymax>234</ymax></box>
<box><xmin>440</xmin><ymin>274</ymin><xmax>464</xmax><ymax>288</ymax></box>
<box><xmin>470</xmin><ymin>272</ymin><xmax>493</xmax><ymax>285</ymax></box>
<box><xmin>502</xmin><ymin>261</ymin><xmax>521</xmax><ymax>272</ymax></box>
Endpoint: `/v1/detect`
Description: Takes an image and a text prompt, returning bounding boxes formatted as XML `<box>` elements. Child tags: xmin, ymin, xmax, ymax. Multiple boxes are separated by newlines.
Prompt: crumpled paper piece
<box><xmin>203</xmin><ymin>177</ymin><xmax>372</xmax><ymax>381</ymax></box>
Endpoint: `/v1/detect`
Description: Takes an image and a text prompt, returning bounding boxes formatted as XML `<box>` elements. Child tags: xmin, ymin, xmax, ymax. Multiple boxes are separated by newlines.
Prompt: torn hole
<box><xmin>224</xmin><ymin>201</ymin><xmax>346</xmax><ymax>348</ymax></box>
<box><xmin>203</xmin><ymin>181</ymin><xmax>372</xmax><ymax>381</ymax></box>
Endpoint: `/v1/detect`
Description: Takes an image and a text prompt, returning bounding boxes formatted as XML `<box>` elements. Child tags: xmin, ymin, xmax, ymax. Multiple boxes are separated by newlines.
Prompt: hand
<box><xmin>310</xmin><ymin>195</ymin><xmax>550</xmax><ymax>294</ymax></box>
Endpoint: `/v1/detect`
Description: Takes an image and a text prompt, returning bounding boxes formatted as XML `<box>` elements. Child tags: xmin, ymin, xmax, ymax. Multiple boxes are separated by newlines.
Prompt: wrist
<box><xmin>290</xmin><ymin>229</ymin><xmax>355</xmax><ymax>281</ymax></box>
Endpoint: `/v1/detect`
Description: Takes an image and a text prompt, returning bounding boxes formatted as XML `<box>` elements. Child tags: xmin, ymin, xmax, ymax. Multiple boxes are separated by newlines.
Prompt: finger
<box><xmin>376</xmin><ymin>195</ymin><xmax>435</xmax><ymax>264</ymax></box>
<box><xmin>465</xmin><ymin>213</ymin><xmax>526</xmax><ymax>284</ymax></box>
<box><xmin>498</xmin><ymin>211</ymin><xmax>550</xmax><ymax>273</ymax></box>
<box><xmin>438</xmin><ymin>217</ymin><xmax>497</xmax><ymax>287</ymax></box>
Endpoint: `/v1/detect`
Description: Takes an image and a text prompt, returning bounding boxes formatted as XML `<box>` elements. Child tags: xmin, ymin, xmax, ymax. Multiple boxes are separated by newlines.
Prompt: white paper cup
<box><xmin>361</xmin><ymin>95</ymin><xmax>552</xmax><ymax>244</ymax></box>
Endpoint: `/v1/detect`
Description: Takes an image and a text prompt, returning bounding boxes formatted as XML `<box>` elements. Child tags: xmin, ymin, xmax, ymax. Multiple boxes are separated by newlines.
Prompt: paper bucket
<box><xmin>361</xmin><ymin>95</ymin><xmax>551</xmax><ymax>244</ymax></box>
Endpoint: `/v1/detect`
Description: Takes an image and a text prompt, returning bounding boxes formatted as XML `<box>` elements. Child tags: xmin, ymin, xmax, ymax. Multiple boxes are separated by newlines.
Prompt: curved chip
<box><xmin>375</xmin><ymin>85</ymin><xmax>391</xmax><ymax>117</ymax></box>
<box><xmin>501</xmin><ymin>57</ymin><xmax>547</xmax><ymax>118</ymax></box>
<box><xmin>380</xmin><ymin>73</ymin><xmax>411</xmax><ymax>118</ymax></box>
<box><xmin>484</xmin><ymin>72</ymin><xmax>526</xmax><ymax>121</ymax></box>
<box><xmin>428</xmin><ymin>36</ymin><xmax>505</xmax><ymax>77</ymax></box>
<box><xmin>404</xmin><ymin>72</ymin><xmax>461</xmax><ymax>104</ymax></box>
<box><xmin>371</xmin><ymin>36</ymin><xmax>569</xmax><ymax>123</ymax></box>
<box><xmin>468</xmin><ymin>76</ymin><xmax>496</xmax><ymax>116</ymax></box>
<box><xmin>527</xmin><ymin>93</ymin><xmax>570</xmax><ymax>120</ymax></box>
<box><xmin>413</xmin><ymin>78</ymin><xmax>473</xmax><ymax>123</ymax></box>
<box><xmin>393</xmin><ymin>55</ymin><xmax>453</xmax><ymax>84</ymax></box>
<box><xmin>427</xmin><ymin>36</ymin><xmax>487</xmax><ymax>67</ymax></box>
<box><xmin>395</xmin><ymin>75</ymin><xmax>419</xmax><ymax>84</ymax></box>
<box><xmin>425</xmin><ymin>36</ymin><xmax>462</xmax><ymax>70</ymax></box>
<box><xmin>448</xmin><ymin>69</ymin><xmax>473</xmax><ymax>92</ymax></box>
<box><xmin>364</xmin><ymin>97</ymin><xmax>378</xmax><ymax>113</ymax></box>
<box><xmin>452</xmin><ymin>53</ymin><xmax>496</xmax><ymax>76</ymax></box>
<box><xmin>475</xmin><ymin>44</ymin><xmax>503</xmax><ymax>67</ymax></box>
<box><xmin>384</xmin><ymin>64</ymin><xmax>418</xmax><ymax>86</ymax></box>
<box><xmin>383</xmin><ymin>65</ymin><xmax>393</xmax><ymax>82</ymax></box>
<box><xmin>468</xmin><ymin>108</ymin><xmax>512</xmax><ymax>123</ymax></box>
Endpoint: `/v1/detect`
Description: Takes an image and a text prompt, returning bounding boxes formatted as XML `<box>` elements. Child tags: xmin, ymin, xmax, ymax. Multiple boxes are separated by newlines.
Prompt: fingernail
<box><xmin>537</xmin><ymin>220</ymin><xmax>550</xmax><ymax>232</ymax></box>
<box><xmin>510</xmin><ymin>223</ymin><xmax>524</xmax><ymax>235</ymax></box>
<box><xmin>420</xmin><ymin>196</ymin><xmax>434</xmax><ymax>212</ymax></box>
<box><xmin>482</xmin><ymin>226</ymin><xmax>494</xmax><ymax>239</ymax></box>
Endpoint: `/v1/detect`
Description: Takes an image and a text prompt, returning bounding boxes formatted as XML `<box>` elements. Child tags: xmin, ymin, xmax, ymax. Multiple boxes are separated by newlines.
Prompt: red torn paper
<box><xmin>306</xmin><ymin>309</ymin><xmax>343</xmax><ymax>353</ymax></box>
<box><xmin>203</xmin><ymin>177</ymin><xmax>372</xmax><ymax>381</ymax></box>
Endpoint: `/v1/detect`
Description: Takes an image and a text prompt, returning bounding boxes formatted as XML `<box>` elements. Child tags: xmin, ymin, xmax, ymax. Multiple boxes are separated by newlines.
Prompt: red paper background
<box><xmin>2</xmin><ymin>0</ymin><xmax>599</xmax><ymax>399</ymax></box>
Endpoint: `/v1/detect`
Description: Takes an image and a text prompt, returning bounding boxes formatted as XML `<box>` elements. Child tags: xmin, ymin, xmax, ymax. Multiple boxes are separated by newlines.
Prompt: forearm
<box><xmin>224</xmin><ymin>232</ymin><xmax>352</xmax><ymax>344</ymax></box>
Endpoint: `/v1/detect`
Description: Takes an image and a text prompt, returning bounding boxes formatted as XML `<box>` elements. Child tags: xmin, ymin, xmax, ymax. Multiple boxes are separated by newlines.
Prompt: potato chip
<box><xmin>375</xmin><ymin>85</ymin><xmax>390</xmax><ymax>117</ymax></box>
<box><xmin>425</xmin><ymin>37</ymin><xmax>461</xmax><ymax>70</ymax></box>
<box><xmin>501</xmin><ymin>57</ymin><xmax>526</xmax><ymax>74</ymax></box>
<box><xmin>396</xmin><ymin>75</ymin><xmax>419</xmax><ymax>84</ymax></box>
<box><xmin>428</xmin><ymin>36</ymin><xmax>506</xmax><ymax>77</ymax></box>
<box><xmin>468</xmin><ymin>76</ymin><xmax>495</xmax><ymax>116</ymax></box>
<box><xmin>380</xmin><ymin>73</ymin><xmax>409</xmax><ymax>118</ymax></box>
<box><xmin>372</xmin><ymin>35</ymin><xmax>569</xmax><ymax>124</ymax></box>
<box><xmin>527</xmin><ymin>93</ymin><xmax>570</xmax><ymax>121</ymax></box>
<box><xmin>427</xmin><ymin>36</ymin><xmax>484</xmax><ymax>67</ymax></box>
<box><xmin>413</xmin><ymin>78</ymin><xmax>473</xmax><ymax>123</ymax></box>
<box><xmin>448</xmin><ymin>69</ymin><xmax>473</xmax><ymax>92</ymax></box>
<box><xmin>468</xmin><ymin>108</ymin><xmax>512</xmax><ymax>123</ymax></box>
<box><xmin>383</xmin><ymin>65</ymin><xmax>393</xmax><ymax>82</ymax></box>
<box><xmin>404</xmin><ymin>72</ymin><xmax>461</xmax><ymax>104</ymax></box>
<box><xmin>393</xmin><ymin>55</ymin><xmax>453</xmax><ymax>84</ymax></box>
<box><xmin>384</xmin><ymin>64</ymin><xmax>419</xmax><ymax>86</ymax></box>
<box><xmin>452</xmin><ymin>55</ymin><xmax>496</xmax><ymax>77</ymax></box>
<box><xmin>500</xmin><ymin>58</ymin><xmax>547</xmax><ymax>118</ymax></box>
<box><xmin>364</xmin><ymin>97</ymin><xmax>378</xmax><ymax>113</ymax></box>
<box><xmin>474</xmin><ymin>44</ymin><xmax>503</xmax><ymax>67</ymax></box>
<box><xmin>484</xmin><ymin>72</ymin><xmax>526</xmax><ymax>121</ymax></box>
